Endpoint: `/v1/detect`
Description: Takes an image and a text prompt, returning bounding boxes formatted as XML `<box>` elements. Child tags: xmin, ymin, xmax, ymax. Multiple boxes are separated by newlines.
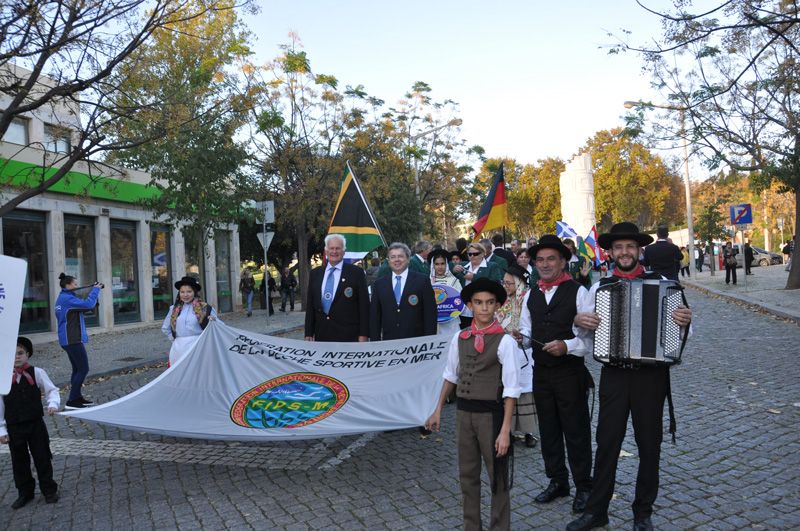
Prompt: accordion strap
<box><xmin>666</xmin><ymin>366</ymin><xmax>676</xmax><ymax>444</ymax></box>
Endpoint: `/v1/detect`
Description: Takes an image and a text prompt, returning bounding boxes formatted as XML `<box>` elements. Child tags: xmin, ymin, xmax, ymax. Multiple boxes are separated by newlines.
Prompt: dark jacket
<box><xmin>304</xmin><ymin>263</ymin><xmax>370</xmax><ymax>341</ymax></box>
<box><xmin>643</xmin><ymin>240</ymin><xmax>682</xmax><ymax>281</ymax></box>
<box><xmin>369</xmin><ymin>270</ymin><xmax>437</xmax><ymax>341</ymax></box>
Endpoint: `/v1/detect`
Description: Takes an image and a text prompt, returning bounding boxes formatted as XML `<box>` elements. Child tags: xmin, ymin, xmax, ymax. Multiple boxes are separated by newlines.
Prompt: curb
<box><xmin>683</xmin><ymin>281</ymin><xmax>800</xmax><ymax>326</ymax></box>
<box><xmin>54</xmin><ymin>323</ymin><xmax>306</xmax><ymax>389</ymax></box>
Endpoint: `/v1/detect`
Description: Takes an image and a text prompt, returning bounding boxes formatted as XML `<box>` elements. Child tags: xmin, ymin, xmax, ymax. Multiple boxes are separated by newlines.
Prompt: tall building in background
<box><xmin>559</xmin><ymin>154</ymin><xmax>596</xmax><ymax>237</ymax></box>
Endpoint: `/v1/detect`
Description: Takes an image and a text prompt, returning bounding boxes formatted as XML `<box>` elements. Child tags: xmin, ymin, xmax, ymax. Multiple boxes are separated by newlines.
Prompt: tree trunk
<box><xmin>786</xmin><ymin>192</ymin><xmax>800</xmax><ymax>290</ymax></box>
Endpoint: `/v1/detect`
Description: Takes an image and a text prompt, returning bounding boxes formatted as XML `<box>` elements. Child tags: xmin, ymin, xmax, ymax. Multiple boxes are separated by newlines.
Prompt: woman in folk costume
<box><xmin>161</xmin><ymin>276</ymin><xmax>221</xmax><ymax>366</ymax></box>
<box><xmin>496</xmin><ymin>263</ymin><xmax>539</xmax><ymax>448</ymax></box>
<box><xmin>428</xmin><ymin>248</ymin><xmax>463</xmax><ymax>337</ymax></box>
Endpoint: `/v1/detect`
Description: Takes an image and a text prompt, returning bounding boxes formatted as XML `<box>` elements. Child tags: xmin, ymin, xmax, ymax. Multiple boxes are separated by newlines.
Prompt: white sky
<box><xmin>246</xmin><ymin>1</ymin><xmax>676</xmax><ymax>166</ymax></box>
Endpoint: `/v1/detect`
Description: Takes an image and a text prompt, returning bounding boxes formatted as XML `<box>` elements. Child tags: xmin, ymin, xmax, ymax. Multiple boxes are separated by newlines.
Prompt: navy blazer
<box><xmin>643</xmin><ymin>240</ymin><xmax>682</xmax><ymax>281</ymax></box>
<box><xmin>369</xmin><ymin>270</ymin><xmax>437</xmax><ymax>341</ymax></box>
<box><xmin>304</xmin><ymin>263</ymin><xmax>370</xmax><ymax>341</ymax></box>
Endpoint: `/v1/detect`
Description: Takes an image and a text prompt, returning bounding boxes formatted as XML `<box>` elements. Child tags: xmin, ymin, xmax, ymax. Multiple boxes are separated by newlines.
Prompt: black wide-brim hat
<box><xmin>461</xmin><ymin>277</ymin><xmax>507</xmax><ymax>306</ymax></box>
<box><xmin>17</xmin><ymin>336</ymin><xmax>33</xmax><ymax>357</ymax></box>
<box><xmin>427</xmin><ymin>248</ymin><xmax>451</xmax><ymax>264</ymax></box>
<box><xmin>597</xmin><ymin>222</ymin><xmax>654</xmax><ymax>250</ymax></box>
<box><xmin>528</xmin><ymin>234</ymin><xmax>571</xmax><ymax>261</ymax></box>
<box><xmin>174</xmin><ymin>275</ymin><xmax>202</xmax><ymax>292</ymax></box>
<box><xmin>505</xmin><ymin>263</ymin><xmax>530</xmax><ymax>284</ymax></box>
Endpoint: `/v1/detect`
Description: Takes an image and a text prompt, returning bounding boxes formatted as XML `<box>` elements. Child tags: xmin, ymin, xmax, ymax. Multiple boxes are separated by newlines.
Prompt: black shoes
<box><xmin>534</xmin><ymin>481</ymin><xmax>570</xmax><ymax>503</ymax></box>
<box><xmin>79</xmin><ymin>396</ymin><xmax>94</xmax><ymax>405</ymax></box>
<box><xmin>45</xmin><ymin>492</ymin><xmax>59</xmax><ymax>504</ymax></box>
<box><xmin>572</xmin><ymin>490</ymin><xmax>591</xmax><ymax>513</ymax></box>
<box><xmin>524</xmin><ymin>433</ymin><xmax>539</xmax><ymax>448</ymax></box>
<box><xmin>566</xmin><ymin>512</ymin><xmax>609</xmax><ymax>530</ymax></box>
<box><xmin>11</xmin><ymin>493</ymin><xmax>34</xmax><ymax>510</ymax></box>
<box><xmin>633</xmin><ymin>516</ymin><xmax>653</xmax><ymax>531</ymax></box>
<box><xmin>64</xmin><ymin>399</ymin><xmax>89</xmax><ymax>410</ymax></box>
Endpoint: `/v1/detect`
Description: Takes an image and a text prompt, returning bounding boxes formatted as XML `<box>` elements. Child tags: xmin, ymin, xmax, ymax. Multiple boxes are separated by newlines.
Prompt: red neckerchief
<box><xmin>459</xmin><ymin>319</ymin><xmax>505</xmax><ymax>353</ymax></box>
<box><xmin>537</xmin><ymin>271</ymin><xmax>572</xmax><ymax>293</ymax></box>
<box><xmin>12</xmin><ymin>363</ymin><xmax>34</xmax><ymax>386</ymax></box>
<box><xmin>613</xmin><ymin>263</ymin><xmax>645</xmax><ymax>279</ymax></box>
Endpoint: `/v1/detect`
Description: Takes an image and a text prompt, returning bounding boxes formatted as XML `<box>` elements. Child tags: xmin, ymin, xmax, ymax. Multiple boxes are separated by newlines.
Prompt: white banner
<box><xmin>0</xmin><ymin>255</ymin><xmax>28</xmax><ymax>395</ymax></box>
<box><xmin>63</xmin><ymin>322</ymin><xmax>450</xmax><ymax>441</ymax></box>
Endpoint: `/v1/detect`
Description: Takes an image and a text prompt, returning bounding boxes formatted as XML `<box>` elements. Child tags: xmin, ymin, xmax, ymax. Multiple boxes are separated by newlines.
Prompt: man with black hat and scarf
<box><xmin>426</xmin><ymin>277</ymin><xmax>521</xmax><ymax>531</ymax></box>
<box><xmin>518</xmin><ymin>235</ymin><xmax>594</xmax><ymax>516</ymax></box>
<box><xmin>567</xmin><ymin>222</ymin><xmax>692</xmax><ymax>531</ymax></box>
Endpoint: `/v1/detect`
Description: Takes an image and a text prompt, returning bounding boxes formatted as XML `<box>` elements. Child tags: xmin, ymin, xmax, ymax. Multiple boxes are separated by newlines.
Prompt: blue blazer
<box><xmin>369</xmin><ymin>270</ymin><xmax>437</xmax><ymax>341</ymax></box>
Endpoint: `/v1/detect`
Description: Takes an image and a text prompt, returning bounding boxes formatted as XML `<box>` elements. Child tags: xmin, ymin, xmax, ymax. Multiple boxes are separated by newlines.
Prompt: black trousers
<box><xmin>8</xmin><ymin>418</ymin><xmax>58</xmax><ymax>496</ymax></box>
<box><xmin>584</xmin><ymin>365</ymin><xmax>668</xmax><ymax>519</ymax></box>
<box><xmin>725</xmin><ymin>263</ymin><xmax>737</xmax><ymax>284</ymax></box>
<box><xmin>533</xmin><ymin>363</ymin><xmax>593</xmax><ymax>492</ymax></box>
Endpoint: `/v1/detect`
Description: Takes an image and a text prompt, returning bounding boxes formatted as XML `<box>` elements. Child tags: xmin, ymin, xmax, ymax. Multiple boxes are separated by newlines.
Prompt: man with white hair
<box><xmin>304</xmin><ymin>234</ymin><xmax>370</xmax><ymax>342</ymax></box>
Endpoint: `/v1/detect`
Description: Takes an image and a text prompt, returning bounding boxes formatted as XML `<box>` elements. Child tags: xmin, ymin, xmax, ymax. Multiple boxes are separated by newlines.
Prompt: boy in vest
<box><xmin>0</xmin><ymin>337</ymin><xmax>60</xmax><ymax>509</ymax></box>
<box><xmin>426</xmin><ymin>278</ymin><xmax>521</xmax><ymax>531</ymax></box>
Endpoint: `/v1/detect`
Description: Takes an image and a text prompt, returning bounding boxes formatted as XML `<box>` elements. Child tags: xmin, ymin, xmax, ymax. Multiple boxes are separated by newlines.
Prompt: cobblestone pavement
<box><xmin>2</xmin><ymin>290</ymin><xmax>799</xmax><ymax>530</ymax></box>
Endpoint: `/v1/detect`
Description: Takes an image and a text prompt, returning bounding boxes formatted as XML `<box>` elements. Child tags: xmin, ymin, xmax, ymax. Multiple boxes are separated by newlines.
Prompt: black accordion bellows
<box><xmin>593</xmin><ymin>279</ymin><xmax>688</xmax><ymax>367</ymax></box>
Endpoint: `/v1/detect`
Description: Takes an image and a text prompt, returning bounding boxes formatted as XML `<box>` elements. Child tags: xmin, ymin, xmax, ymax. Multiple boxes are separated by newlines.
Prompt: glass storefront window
<box><xmin>110</xmin><ymin>221</ymin><xmax>140</xmax><ymax>323</ymax></box>
<box><xmin>2</xmin><ymin>211</ymin><xmax>49</xmax><ymax>332</ymax></box>
<box><xmin>150</xmin><ymin>225</ymin><xmax>172</xmax><ymax>319</ymax></box>
<box><xmin>215</xmin><ymin>231</ymin><xmax>232</xmax><ymax>313</ymax></box>
<box><xmin>64</xmin><ymin>216</ymin><xmax>98</xmax><ymax>327</ymax></box>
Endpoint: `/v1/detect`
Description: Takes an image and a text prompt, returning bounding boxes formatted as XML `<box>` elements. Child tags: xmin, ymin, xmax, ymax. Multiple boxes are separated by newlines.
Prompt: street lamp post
<box><xmin>408</xmin><ymin>118</ymin><xmax>462</xmax><ymax>238</ymax></box>
<box><xmin>624</xmin><ymin>100</ymin><xmax>697</xmax><ymax>275</ymax></box>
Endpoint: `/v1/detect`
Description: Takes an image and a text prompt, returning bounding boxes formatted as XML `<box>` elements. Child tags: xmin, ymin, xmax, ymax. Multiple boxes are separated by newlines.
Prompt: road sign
<box><xmin>730</xmin><ymin>203</ymin><xmax>752</xmax><ymax>225</ymax></box>
<box><xmin>254</xmin><ymin>200</ymin><xmax>275</xmax><ymax>224</ymax></box>
<box><xmin>256</xmin><ymin>231</ymin><xmax>274</xmax><ymax>251</ymax></box>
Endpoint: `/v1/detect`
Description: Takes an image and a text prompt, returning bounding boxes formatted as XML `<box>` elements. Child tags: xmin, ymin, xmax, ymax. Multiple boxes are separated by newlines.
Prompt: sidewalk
<box><xmin>30</xmin><ymin>307</ymin><xmax>306</xmax><ymax>387</ymax></box>
<box><xmin>681</xmin><ymin>263</ymin><xmax>800</xmax><ymax>324</ymax></box>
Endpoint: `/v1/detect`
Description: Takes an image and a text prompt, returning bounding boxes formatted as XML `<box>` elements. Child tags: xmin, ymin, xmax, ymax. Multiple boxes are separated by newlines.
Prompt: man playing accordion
<box><xmin>567</xmin><ymin>222</ymin><xmax>692</xmax><ymax>531</ymax></box>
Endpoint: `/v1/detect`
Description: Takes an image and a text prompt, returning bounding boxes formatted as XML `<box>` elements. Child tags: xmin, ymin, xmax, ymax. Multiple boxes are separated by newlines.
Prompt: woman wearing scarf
<box><xmin>161</xmin><ymin>276</ymin><xmax>221</xmax><ymax>366</ymax></box>
<box><xmin>428</xmin><ymin>249</ymin><xmax>462</xmax><ymax>337</ymax></box>
<box><xmin>496</xmin><ymin>264</ymin><xmax>538</xmax><ymax>449</ymax></box>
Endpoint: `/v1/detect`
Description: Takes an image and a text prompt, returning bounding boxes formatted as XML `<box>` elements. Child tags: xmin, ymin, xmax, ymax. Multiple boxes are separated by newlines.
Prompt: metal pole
<box><xmin>263</xmin><ymin>216</ymin><xmax>268</xmax><ymax>326</ymax></box>
<box><xmin>680</xmin><ymin>109</ymin><xmax>695</xmax><ymax>280</ymax></box>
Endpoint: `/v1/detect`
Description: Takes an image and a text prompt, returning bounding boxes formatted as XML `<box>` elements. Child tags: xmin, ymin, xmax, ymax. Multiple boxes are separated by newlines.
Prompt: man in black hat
<box><xmin>425</xmin><ymin>277</ymin><xmax>521</xmax><ymax>531</ymax></box>
<box><xmin>518</xmin><ymin>234</ymin><xmax>594</xmax><ymax>516</ymax></box>
<box><xmin>567</xmin><ymin>222</ymin><xmax>692</xmax><ymax>531</ymax></box>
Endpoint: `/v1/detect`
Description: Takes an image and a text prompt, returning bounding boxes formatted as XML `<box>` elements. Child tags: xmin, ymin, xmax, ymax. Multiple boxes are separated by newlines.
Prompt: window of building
<box><xmin>64</xmin><ymin>215</ymin><xmax>99</xmax><ymax>327</ymax></box>
<box><xmin>43</xmin><ymin>124</ymin><xmax>71</xmax><ymax>153</ymax></box>
<box><xmin>150</xmin><ymin>224</ymin><xmax>172</xmax><ymax>319</ymax></box>
<box><xmin>110</xmin><ymin>220</ymin><xmax>140</xmax><ymax>323</ymax></box>
<box><xmin>215</xmin><ymin>231</ymin><xmax>232</xmax><ymax>313</ymax></box>
<box><xmin>2</xmin><ymin>210</ymin><xmax>50</xmax><ymax>332</ymax></box>
<box><xmin>184</xmin><ymin>230</ymin><xmax>205</xmax><ymax>287</ymax></box>
<box><xmin>2</xmin><ymin>117</ymin><xmax>29</xmax><ymax>145</ymax></box>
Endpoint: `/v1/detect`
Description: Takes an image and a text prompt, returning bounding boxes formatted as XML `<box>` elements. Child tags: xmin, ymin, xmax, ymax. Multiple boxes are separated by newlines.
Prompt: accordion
<box><xmin>593</xmin><ymin>278</ymin><xmax>688</xmax><ymax>367</ymax></box>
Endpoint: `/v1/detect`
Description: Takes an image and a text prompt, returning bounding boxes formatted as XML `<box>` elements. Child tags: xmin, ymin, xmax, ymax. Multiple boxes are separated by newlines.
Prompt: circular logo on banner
<box><xmin>408</xmin><ymin>294</ymin><xmax>419</xmax><ymax>306</ymax></box>
<box><xmin>344</xmin><ymin>287</ymin><xmax>353</xmax><ymax>298</ymax></box>
<box><xmin>432</xmin><ymin>284</ymin><xmax>465</xmax><ymax>323</ymax></box>
<box><xmin>230</xmin><ymin>373</ymin><xmax>349</xmax><ymax>429</ymax></box>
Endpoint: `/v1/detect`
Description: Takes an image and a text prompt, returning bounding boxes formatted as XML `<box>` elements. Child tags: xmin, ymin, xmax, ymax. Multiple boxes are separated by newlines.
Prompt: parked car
<box><xmin>703</xmin><ymin>244</ymin><xmax>782</xmax><ymax>268</ymax></box>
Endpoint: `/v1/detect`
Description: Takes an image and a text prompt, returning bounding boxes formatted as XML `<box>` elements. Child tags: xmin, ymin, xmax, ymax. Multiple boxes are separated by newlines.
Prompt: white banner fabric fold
<box><xmin>62</xmin><ymin>322</ymin><xmax>450</xmax><ymax>441</ymax></box>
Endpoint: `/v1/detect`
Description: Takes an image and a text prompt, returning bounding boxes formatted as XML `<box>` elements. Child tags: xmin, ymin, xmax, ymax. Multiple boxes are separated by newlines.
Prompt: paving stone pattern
<box><xmin>1</xmin><ymin>291</ymin><xmax>799</xmax><ymax>529</ymax></box>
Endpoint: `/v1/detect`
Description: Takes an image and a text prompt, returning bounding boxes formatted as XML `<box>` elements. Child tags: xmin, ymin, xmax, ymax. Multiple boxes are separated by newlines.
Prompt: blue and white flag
<box><xmin>556</xmin><ymin>220</ymin><xmax>578</xmax><ymax>239</ymax></box>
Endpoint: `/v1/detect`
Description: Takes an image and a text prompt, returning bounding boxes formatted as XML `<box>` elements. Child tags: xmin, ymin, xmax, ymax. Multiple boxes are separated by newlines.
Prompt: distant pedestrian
<box><xmin>279</xmin><ymin>267</ymin><xmax>297</xmax><ymax>312</ymax></box>
<box><xmin>642</xmin><ymin>225</ymin><xmax>682</xmax><ymax>280</ymax></box>
<box><xmin>55</xmin><ymin>273</ymin><xmax>103</xmax><ymax>410</ymax></box>
<box><xmin>239</xmin><ymin>267</ymin><xmax>256</xmax><ymax>317</ymax></box>
<box><xmin>783</xmin><ymin>236</ymin><xmax>794</xmax><ymax>271</ymax></box>
<box><xmin>744</xmin><ymin>243</ymin><xmax>754</xmax><ymax>275</ymax></box>
<box><xmin>679</xmin><ymin>246</ymin><xmax>690</xmax><ymax>278</ymax></box>
<box><xmin>694</xmin><ymin>245</ymin><xmax>703</xmax><ymax>272</ymax></box>
<box><xmin>161</xmin><ymin>276</ymin><xmax>219</xmax><ymax>366</ymax></box>
<box><xmin>1</xmin><ymin>337</ymin><xmax>60</xmax><ymax>509</ymax></box>
<box><xmin>365</xmin><ymin>257</ymin><xmax>381</xmax><ymax>287</ymax></box>
<box><xmin>723</xmin><ymin>242</ymin><xmax>738</xmax><ymax>285</ymax></box>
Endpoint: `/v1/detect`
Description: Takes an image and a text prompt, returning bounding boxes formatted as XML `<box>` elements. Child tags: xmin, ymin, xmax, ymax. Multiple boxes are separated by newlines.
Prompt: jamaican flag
<box><xmin>328</xmin><ymin>162</ymin><xmax>386</xmax><ymax>261</ymax></box>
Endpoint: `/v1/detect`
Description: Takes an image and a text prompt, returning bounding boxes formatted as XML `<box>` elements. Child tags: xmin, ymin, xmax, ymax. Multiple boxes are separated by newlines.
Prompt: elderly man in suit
<box><xmin>370</xmin><ymin>242</ymin><xmax>437</xmax><ymax>341</ymax></box>
<box><xmin>304</xmin><ymin>234</ymin><xmax>369</xmax><ymax>342</ymax></box>
<box><xmin>642</xmin><ymin>226</ymin><xmax>682</xmax><ymax>281</ymax></box>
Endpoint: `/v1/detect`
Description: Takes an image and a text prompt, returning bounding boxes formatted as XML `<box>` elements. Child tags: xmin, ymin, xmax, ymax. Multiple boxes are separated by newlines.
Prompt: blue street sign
<box><xmin>730</xmin><ymin>203</ymin><xmax>752</xmax><ymax>225</ymax></box>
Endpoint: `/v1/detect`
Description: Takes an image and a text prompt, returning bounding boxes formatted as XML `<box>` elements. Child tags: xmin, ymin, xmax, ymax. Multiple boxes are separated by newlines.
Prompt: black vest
<box><xmin>3</xmin><ymin>366</ymin><xmax>44</xmax><ymax>425</ymax></box>
<box><xmin>528</xmin><ymin>279</ymin><xmax>582</xmax><ymax>368</ymax></box>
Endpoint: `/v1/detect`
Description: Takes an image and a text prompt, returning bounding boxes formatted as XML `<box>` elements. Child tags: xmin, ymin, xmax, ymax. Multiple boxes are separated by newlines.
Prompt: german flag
<box><xmin>328</xmin><ymin>162</ymin><xmax>386</xmax><ymax>260</ymax></box>
<box><xmin>472</xmin><ymin>162</ymin><xmax>508</xmax><ymax>241</ymax></box>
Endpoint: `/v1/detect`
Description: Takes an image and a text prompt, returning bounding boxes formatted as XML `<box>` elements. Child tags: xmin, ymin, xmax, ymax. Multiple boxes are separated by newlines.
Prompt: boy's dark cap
<box><xmin>17</xmin><ymin>336</ymin><xmax>33</xmax><ymax>357</ymax></box>
<box><xmin>461</xmin><ymin>278</ymin><xmax>507</xmax><ymax>306</ymax></box>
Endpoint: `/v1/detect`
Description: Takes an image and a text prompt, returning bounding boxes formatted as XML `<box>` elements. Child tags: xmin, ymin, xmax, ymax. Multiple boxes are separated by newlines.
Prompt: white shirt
<box><xmin>390</xmin><ymin>268</ymin><xmax>410</xmax><ymax>299</ymax></box>
<box><xmin>518</xmin><ymin>284</ymin><xmax>591</xmax><ymax>357</ymax></box>
<box><xmin>320</xmin><ymin>262</ymin><xmax>343</xmax><ymax>303</ymax></box>
<box><xmin>161</xmin><ymin>303</ymin><xmax>221</xmax><ymax>340</ymax></box>
<box><xmin>442</xmin><ymin>332</ymin><xmax>522</xmax><ymax>399</ymax></box>
<box><xmin>0</xmin><ymin>366</ymin><xmax>60</xmax><ymax>437</ymax></box>
<box><xmin>463</xmin><ymin>259</ymin><xmax>489</xmax><ymax>285</ymax></box>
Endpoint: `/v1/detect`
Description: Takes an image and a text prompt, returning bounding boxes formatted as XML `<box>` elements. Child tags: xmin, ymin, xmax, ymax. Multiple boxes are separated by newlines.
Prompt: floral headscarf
<box><xmin>495</xmin><ymin>275</ymin><xmax>529</xmax><ymax>333</ymax></box>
